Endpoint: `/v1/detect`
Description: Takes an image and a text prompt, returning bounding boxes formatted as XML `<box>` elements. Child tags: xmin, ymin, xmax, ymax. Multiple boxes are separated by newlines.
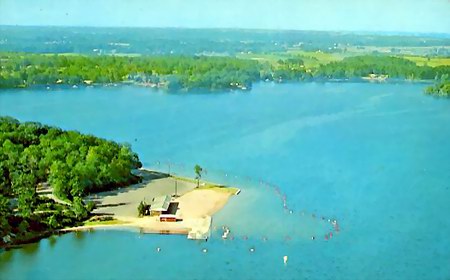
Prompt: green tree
<box><xmin>194</xmin><ymin>164</ymin><xmax>203</xmax><ymax>187</ymax></box>
<box><xmin>0</xmin><ymin>194</ymin><xmax>11</xmax><ymax>241</ymax></box>
<box><xmin>137</xmin><ymin>200</ymin><xmax>149</xmax><ymax>217</ymax></box>
<box><xmin>72</xmin><ymin>197</ymin><xmax>88</xmax><ymax>220</ymax></box>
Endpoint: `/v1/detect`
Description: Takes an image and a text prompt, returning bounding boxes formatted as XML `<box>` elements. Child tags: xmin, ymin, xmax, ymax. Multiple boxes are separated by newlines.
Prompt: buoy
<box><xmin>283</xmin><ymin>255</ymin><xmax>288</xmax><ymax>264</ymax></box>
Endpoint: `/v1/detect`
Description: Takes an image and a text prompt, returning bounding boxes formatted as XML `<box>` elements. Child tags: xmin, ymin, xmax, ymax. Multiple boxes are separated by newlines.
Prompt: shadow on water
<box><xmin>0</xmin><ymin>249</ymin><xmax>14</xmax><ymax>270</ymax></box>
<box><xmin>20</xmin><ymin>241</ymin><xmax>40</xmax><ymax>256</ymax></box>
<box><xmin>73</xmin><ymin>231</ymin><xmax>87</xmax><ymax>242</ymax></box>
<box><xmin>48</xmin><ymin>235</ymin><xmax>58</xmax><ymax>248</ymax></box>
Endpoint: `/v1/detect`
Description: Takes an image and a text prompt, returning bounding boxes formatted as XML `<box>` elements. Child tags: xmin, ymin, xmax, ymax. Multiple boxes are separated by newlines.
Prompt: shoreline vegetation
<box><xmin>0</xmin><ymin>116</ymin><xmax>142</xmax><ymax>248</ymax></box>
<box><xmin>0</xmin><ymin>117</ymin><xmax>239</xmax><ymax>248</ymax></box>
<box><xmin>0</xmin><ymin>52</ymin><xmax>448</xmax><ymax>96</ymax></box>
<box><xmin>424</xmin><ymin>74</ymin><xmax>450</xmax><ymax>97</ymax></box>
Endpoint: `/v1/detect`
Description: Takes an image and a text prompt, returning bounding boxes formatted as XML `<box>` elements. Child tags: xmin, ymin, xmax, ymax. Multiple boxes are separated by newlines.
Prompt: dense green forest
<box><xmin>0</xmin><ymin>117</ymin><xmax>142</xmax><ymax>247</ymax></box>
<box><xmin>315</xmin><ymin>55</ymin><xmax>449</xmax><ymax>80</ymax></box>
<box><xmin>0</xmin><ymin>53</ymin><xmax>264</xmax><ymax>90</ymax></box>
<box><xmin>0</xmin><ymin>52</ymin><xmax>449</xmax><ymax>91</ymax></box>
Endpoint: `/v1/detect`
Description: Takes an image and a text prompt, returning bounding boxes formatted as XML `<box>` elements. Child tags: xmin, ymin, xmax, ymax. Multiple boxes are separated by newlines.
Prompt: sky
<box><xmin>0</xmin><ymin>0</ymin><xmax>449</xmax><ymax>33</ymax></box>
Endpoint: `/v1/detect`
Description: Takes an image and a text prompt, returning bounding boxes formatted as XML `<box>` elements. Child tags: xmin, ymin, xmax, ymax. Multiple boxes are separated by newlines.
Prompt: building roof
<box><xmin>162</xmin><ymin>202</ymin><xmax>179</xmax><ymax>215</ymax></box>
<box><xmin>150</xmin><ymin>195</ymin><xmax>171</xmax><ymax>212</ymax></box>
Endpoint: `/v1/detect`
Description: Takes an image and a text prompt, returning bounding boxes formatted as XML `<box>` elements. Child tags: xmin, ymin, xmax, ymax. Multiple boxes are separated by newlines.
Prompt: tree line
<box><xmin>0</xmin><ymin>53</ymin><xmax>263</xmax><ymax>91</ymax></box>
<box><xmin>0</xmin><ymin>52</ymin><xmax>449</xmax><ymax>91</ymax></box>
<box><xmin>315</xmin><ymin>55</ymin><xmax>449</xmax><ymax>80</ymax></box>
<box><xmin>0</xmin><ymin>116</ymin><xmax>142</xmax><ymax>247</ymax></box>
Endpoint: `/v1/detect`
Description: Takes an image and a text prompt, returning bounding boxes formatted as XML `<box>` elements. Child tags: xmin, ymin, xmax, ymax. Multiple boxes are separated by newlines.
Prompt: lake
<box><xmin>1</xmin><ymin>82</ymin><xmax>449</xmax><ymax>279</ymax></box>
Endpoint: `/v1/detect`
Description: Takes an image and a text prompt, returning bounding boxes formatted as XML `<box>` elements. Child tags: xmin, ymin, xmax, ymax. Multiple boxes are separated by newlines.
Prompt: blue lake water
<box><xmin>1</xmin><ymin>82</ymin><xmax>449</xmax><ymax>279</ymax></box>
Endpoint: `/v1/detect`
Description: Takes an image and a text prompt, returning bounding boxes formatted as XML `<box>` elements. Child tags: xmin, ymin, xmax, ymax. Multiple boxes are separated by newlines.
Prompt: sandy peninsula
<box><xmin>62</xmin><ymin>170</ymin><xmax>239</xmax><ymax>239</ymax></box>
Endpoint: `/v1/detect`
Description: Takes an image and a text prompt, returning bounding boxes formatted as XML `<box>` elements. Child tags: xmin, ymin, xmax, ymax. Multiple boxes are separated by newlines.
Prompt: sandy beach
<box><xmin>64</xmin><ymin>170</ymin><xmax>238</xmax><ymax>238</ymax></box>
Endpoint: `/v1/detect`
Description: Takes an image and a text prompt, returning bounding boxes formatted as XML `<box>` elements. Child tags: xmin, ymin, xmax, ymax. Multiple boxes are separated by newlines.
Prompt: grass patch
<box><xmin>83</xmin><ymin>219</ymin><xmax>128</xmax><ymax>226</ymax></box>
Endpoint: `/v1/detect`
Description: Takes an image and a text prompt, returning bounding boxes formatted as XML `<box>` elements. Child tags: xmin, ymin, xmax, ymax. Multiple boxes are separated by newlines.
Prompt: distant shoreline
<box><xmin>0</xmin><ymin>79</ymin><xmax>434</xmax><ymax>93</ymax></box>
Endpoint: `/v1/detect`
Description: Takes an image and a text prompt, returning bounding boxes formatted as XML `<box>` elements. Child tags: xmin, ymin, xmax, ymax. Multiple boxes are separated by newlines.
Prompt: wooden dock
<box><xmin>187</xmin><ymin>216</ymin><xmax>211</xmax><ymax>240</ymax></box>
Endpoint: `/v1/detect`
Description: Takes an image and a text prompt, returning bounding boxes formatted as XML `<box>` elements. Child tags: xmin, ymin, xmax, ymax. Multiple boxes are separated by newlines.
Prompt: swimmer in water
<box><xmin>249</xmin><ymin>247</ymin><xmax>255</xmax><ymax>252</ymax></box>
<box><xmin>156</xmin><ymin>247</ymin><xmax>161</xmax><ymax>252</ymax></box>
<box><xmin>202</xmin><ymin>248</ymin><xmax>208</xmax><ymax>253</ymax></box>
<box><xmin>311</xmin><ymin>236</ymin><xmax>315</xmax><ymax>240</ymax></box>
<box><xmin>283</xmin><ymin>255</ymin><xmax>288</xmax><ymax>264</ymax></box>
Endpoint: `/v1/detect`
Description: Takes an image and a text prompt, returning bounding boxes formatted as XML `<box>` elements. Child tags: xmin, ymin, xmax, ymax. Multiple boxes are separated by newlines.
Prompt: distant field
<box><xmin>237</xmin><ymin>47</ymin><xmax>450</xmax><ymax>69</ymax></box>
<box><xmin>236</xmin><ymin>52</ymin><xmax>288</xmax><ymax>65</ymax></box>
<box><xmin>402</xmin><ymin>56</ymin><xmax>450</xmax><ymax>67</ymax></box>
<box><xmin>236</xmin><ymin>49</ymin><xmax>345</xmax><ymax>68</ymax></box>
<box><xmin>286</xmin><ymin>49</ymin><xmax>347</xmax><ymax>67</ymax></box>
<box><xmin>42</xmin><ymin>52</ymin><xmax>143</xmax><ymax>57</ymax></box>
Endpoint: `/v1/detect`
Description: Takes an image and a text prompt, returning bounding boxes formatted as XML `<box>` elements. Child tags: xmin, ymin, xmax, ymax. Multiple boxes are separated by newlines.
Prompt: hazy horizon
<box><xmin>1</xmin><ymin>0</ymin><xmax>449</xmax><ymax>34</ymax></box>
<box><xmin>2</xmin><ymin>24</ymin><xmax>450</xmax><ymax>37</ymax></box>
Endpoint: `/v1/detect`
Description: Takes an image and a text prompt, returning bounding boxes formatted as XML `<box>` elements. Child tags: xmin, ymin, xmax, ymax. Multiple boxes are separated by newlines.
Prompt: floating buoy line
<box><xmin>149</xmin><ymin>161</ymin><xmax>341</xmax><ymax>243</ymax></box>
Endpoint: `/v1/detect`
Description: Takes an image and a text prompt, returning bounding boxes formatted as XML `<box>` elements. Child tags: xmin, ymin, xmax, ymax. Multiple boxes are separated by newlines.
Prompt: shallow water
<box><xmin>1</xmin><ymin>82</ymin><xmax>449</xmax><ymax>279</ymax></box>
